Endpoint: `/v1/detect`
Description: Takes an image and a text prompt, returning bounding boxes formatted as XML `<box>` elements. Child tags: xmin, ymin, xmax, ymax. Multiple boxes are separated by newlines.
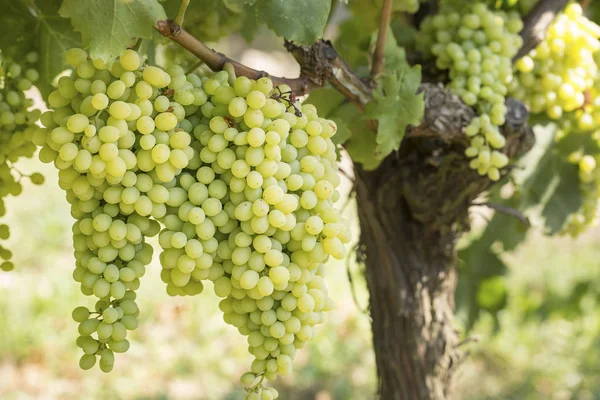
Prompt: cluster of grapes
<box><xmin>35</xmin><ymin>45</ymin><xmax>349</xmax><ymax>398</ymax></box>
<box><xmin>0</xmin><ymin>51</ymin><xmax>43</xmax><ymax>271</ymax></box>
<box><xmin>33</xmin><ymin>47</ymin><xmax>202</xmax><ymax>372</ymax></box>
<box><xmin>155</xmin><ymin>68</ymin><xmax>349</xmax><ymax>398</ymax></box>
<box><xmin>563</xmin><ymin>151</ymin><xmax>600</xmax><ymax>237</ymax></box>
<box><xmin>509</xmin><ymin>3</ymin><xmax>600</xmax><ymax>122</ymax></box>
<box><xmin>396</xmin><ymin>0</ymin><xmax>420</xmax><ymax>13</ymax></box>
<box><xmin>509</xmin><ymin>3</ymin><xmax>600</xmax><ymax>236</ymax></box>
<box><xmin>418</xmin><ymin>3</ymin><xmax>523</xmax><ymax>180</ymax></box>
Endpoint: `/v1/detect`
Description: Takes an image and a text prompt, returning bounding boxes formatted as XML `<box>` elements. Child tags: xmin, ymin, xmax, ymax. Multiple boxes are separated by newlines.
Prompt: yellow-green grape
<box><xmin>509</xmin><ymin>4</ymin><xmax>600</xmax><ymax>122</ymax></box>
<box><xmin>154</xmin><ymin>72</ymin><xmax>348</xmax><ymax>395</ymax></box>
<box><xmin>37</xmin><ymin>47</ymin><xmax>205</xmax><ymax>372</ymax></box>
<box><xmin>418</xmin><ymin>3</ymin><xmax>522</xmax><ymax>181</ymax></box>
<box><xmin>0</xmin><ymin>51</ymin><xmax>43</xmax><ymax>271</ymax></box>
<box><xmin>561</xmin><ymin>152</ymin><xmax>600</xmax><ymax>237</ymax></box>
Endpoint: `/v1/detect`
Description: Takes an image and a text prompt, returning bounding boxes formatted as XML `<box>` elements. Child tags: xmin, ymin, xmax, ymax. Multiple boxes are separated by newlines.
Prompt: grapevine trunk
<box><xmin>355</xmin><ymin>165</ymin><xmax>460</xmax><ymax>400</ymax></box>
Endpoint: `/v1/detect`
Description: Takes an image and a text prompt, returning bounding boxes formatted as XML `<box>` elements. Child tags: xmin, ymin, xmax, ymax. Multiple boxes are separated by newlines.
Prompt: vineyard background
<box><xmin>2</xmin><ymin>29</ymin><xmax>600</xmax><ymax>400</ymax></box>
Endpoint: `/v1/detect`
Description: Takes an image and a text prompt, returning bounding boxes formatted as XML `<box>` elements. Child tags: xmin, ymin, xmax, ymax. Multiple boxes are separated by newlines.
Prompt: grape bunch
<box><xmin>509</xmin><ymin>3</ymin><xmax>600</xmax><ymax>122</ymax></box>
<box><xmin>418</xmin><ymin>3</ymin><xmax>523</xmax><ymax>180</ymax></box>
<box><xmin>562</xmin><ymin>151</ymin><xmax>600</xmax><ymax>237</ymax></box>
<box><xmin>508</xmin><ymin>3</ymin><xmax>600</xmax><ymax>236</ymax></box>
<box><xmin>33</xmin><ymin>47</ymin><xmax>202</xmax><ymax>372</ymax></box>
<box><xmin>0</xmin><ymin>51</ymin><xmax>43</xmax><ymax>271</ymax></box>
<box><xmin>154</xmin><ymin>68</ymin><xmax>349</xmax><ymax>398</ymax></box>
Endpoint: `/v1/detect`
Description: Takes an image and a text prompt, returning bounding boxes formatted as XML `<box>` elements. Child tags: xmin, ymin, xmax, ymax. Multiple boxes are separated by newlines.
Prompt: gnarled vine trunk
<box><xmin>356</xmin><ymin>83</ymin><xmax>534</xmax><ymax>400</ymax></box>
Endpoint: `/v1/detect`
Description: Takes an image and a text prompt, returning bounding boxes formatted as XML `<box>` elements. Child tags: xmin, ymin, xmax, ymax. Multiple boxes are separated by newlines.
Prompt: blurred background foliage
<box><xmin>4</xmin><ymin>2</ymin><xmax>600</xmax><ymax>400</ymax></box>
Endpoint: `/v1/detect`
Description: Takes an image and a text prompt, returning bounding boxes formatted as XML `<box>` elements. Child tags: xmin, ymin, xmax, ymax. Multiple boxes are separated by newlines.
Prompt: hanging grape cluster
<box><xmin>34</xmin><ymin>47</ymin><xmax>201</xmax><ymax>372</ymax></box>
<box><xmin>155</xmin><ymin>69</ymin><xmax>350</xmax><ymax>398</ymax></box>
<box><xmin>418</xmin><ymin>3</ymin><xmax>523</xmax><ymax>180</ymax></box>
<box><xmin>510</xmin><ymin>3</ymin><xmax>600</xmax><ymax>122</ymax></box>
<box><xmin>0</xmin><ymin>51</ymin><xmax>43</xmax><ymax>271</ymax></box>
<box><xmin>508</xmin><ymin>3</ymin><xmax>600</xmax><ymax>236</ymax></box>
<box><xmin>35</xmin><ymin>45</ymin><xmax>349</xmax><ymax>398</ymax></box>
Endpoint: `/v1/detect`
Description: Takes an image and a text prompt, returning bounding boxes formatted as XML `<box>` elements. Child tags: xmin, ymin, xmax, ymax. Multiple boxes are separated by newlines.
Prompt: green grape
<box><xmin>0</xmin><ymin>51</ymin><xmax>43</xmax><ymax>271</ymax></box>
<box><xmin>37</xmin><ymin>47</ymin><xmax>205</xmax><ymax>371</ymax></box>
<box><xmin>509</xmin><ymin>4</ymin><xmax>600</xmax><ymax>122</ymax></box>
<box><xmin>506</xmin><ymin>4</ymin><xmax>600</xmax><ymax>236</ymax></box>
<box><xmin>418</xmin><ymin>3</ymin><xmax>522</xmax><ymax>181</ymax></box>
<box><xmin>152</xmin><ymin>71</ymin><xmax>347</xmax><ymax>396</ymax></box>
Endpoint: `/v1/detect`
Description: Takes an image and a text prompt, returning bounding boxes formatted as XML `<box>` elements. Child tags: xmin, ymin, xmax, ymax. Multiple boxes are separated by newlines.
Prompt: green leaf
<box><xmin>0</xmin><ymin>1</ymin><xmax>80</xmax><ymax>97</ymax></box>
<box><xmin>304</xmin><ymin>87</ymin><xmax>352</xmax><ymax>146</ymax></box>
<box><xmin>363</xmin><ymin>64</ymin><xmax>424</xmax><ymax>161</ymax></box>
<box><xmin>256</xmin><ymin>0</ymin><xmax>330</xmax><ymax>43</ymax></box>
<box><xmin>456</xmin><ymin>244</ymin><xmax>508</xmax><ymax>330</ymax></box>
<box><xmin>304</xmin><ymin>87</ymin><xmax>346</xmax><ymax>118</ymax></box>
<box><xmin>0</xmin><ymin>2</ymin><xmax>37</xmax><ymax>59</ymax></box>
<box><xmin>239</xmin><ymin>5</ymin><xmax>260</xmax><ymax>43</ymax></box>
<box><xmin>37</xmin><ymin>14</ymin><xmax>82</xmax><ymax>97</ymax></box>
<box><xmin>518</xmin><ymin>137</ymin><xmax>583</xmax><ymax>234</ymax></box>
<box><xmin>540</xmin><ymin>161</ymin><xmax>582</xmax><ymax>234</ymax></box>
<box><xmin>60</xmin><ymin>0</ymin><xmax>167</xmax><ymax>62</ymax></box>
<box><xmin>224</xmin><ymin>0</ymin><xmax>256</xmax><ymax>12</ymax></box>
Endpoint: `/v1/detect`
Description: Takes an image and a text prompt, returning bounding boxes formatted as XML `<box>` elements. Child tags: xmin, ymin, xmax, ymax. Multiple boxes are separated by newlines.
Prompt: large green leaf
<box><xmin>60</xmin><ymin>0</ymin><xmax>166</xmax><ymax>62</ymax></box>
<box><xmin>539</xmin><ymin>161</ymin><xmax>582</xmax><ymax>234</ymax></box>
<box><xmin>255</xmin><ymin>0</ymin><xmax>330</xmax><ymax>44</ymax></box>
<box><xmin>518</xmin><ymin>140</ymin><xmax>583</xmax><ymax>234</ymax></box>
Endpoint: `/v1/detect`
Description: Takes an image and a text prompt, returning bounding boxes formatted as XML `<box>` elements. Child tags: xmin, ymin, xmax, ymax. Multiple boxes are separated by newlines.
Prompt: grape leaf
<box><xmin>224</xmin><ymin>0</ymin><xmax>256</xmax><ymax>12</ymax></box>
<box><xmin>363</xmin><ymin>64</ymin><xmax>424</xmax><ymax>162</ymax></box>
<box><xmin>37</xmin><ymin>12</ymin><xmax>82</xmax><ymax>96</ymax></box>
<box><xmin>0</xmin><ymin>1</ymin><xmax>80</xmax><ymax>97</ymax></box>
<box><xmin>0</xmin><ymin>2</ymin><xmax>37</xmax><ymax>57</ymax></box>
<box><xmin>304</xmin><ymin>87</ymin><xmax>353</xmax><ymax>146</ymax></box>
<box><xmin>304</xmin><ymin>87</ymin><xmax>346</xmax><ymax>118</ymax></box>
<box><xmin>60</xmin><ymin>0</ymin><xmax>166</xmax><ymax>62</ymax></box>
<box><xmin>344</xmin><ymin>120</ymin><xmax>380</xmax><ymax>170</ymax></box>
<box><xmin>456</xmin><ymin>243</ymin><xmax>508</xmax><ymax>330</ymax></box>
<box><xmin>256</xmin><ymin>0</ymin><xmax>330</xmax><ymax>44</ymax></box>
<box><xmin>539</xmin><ymin>161</ymin><xmax>581</xmax><ymax>234</ymax></box>
<box><xmin>518</xmin><ymin>138</ymin><xmax>583</xmax><ymax>234</ymax></box>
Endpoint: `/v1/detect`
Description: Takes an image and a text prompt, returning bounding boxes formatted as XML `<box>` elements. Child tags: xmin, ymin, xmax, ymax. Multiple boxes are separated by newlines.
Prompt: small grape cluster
<box><xmin>418</xmin><ymin>3</ymin><xmax>523</xmax><ymax>180</ymax></box>
<box><xmin>509</xmin><ymin>3</ymin><xmax>600</xmax><ymax>121</ymax></box>
<box><xmin>0</xmin><ymin>51</ymin><xmax>44</xmax><ymax>271</ymax></box>
<box><xmin>154</xmin><ymin>68</ymin><xmax>349</xmax><ymax>398</ymax></box>
<box><xmin>562</xmin><ymin>152</ymin><xmax>600</xmax><ymax>237</ymax></box>
<box><xmin>34</xmin><ymin>47</ymin><xmax>201</xmax><ymax>372</ymax></box>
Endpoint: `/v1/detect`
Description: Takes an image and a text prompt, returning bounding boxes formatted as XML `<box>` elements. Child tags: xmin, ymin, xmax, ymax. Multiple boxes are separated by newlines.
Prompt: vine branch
<box><xmin>371</xmin><ymin>0</ymin><xmax>393</xmax><ymax>78</ymax></box>
<box><xmin>155</xmin><ymin>20</ymin><xmax>372</xmax><ymax>107</ymax></box>
<box><xmin>514</xmin><ymin>0</ymin><xmax>569</xmax><ymax>60</ymax></box>
<box><xmin>155</xmin><ymin>20</ymin><xmax>315</xmax><ymax>94</ymax></box>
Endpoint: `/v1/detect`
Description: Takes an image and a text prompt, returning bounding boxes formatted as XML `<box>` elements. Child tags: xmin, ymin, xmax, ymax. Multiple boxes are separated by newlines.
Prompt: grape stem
<box><xmin>173</xmin><ymin>0</ymin><xmax>190</xmax><ymax>28</ymax></box>
<box><xmin>371</xmin><ymin>0</ymin><xmax>393</xmax><ymax>79</ymax></box>
<box><xmin>470</xmin><ymin>201</ymin><xmax>530</xmax><ymax>226</ymax></box>
<box><xmin>155</xmin><ymin>20</ymin><xmax>317</xmax><ymax>95</ymax></box>
<box><xmin>514</xmin><ymin>0</ymin><xmax>570</xmax><ymax>61</ymax></box>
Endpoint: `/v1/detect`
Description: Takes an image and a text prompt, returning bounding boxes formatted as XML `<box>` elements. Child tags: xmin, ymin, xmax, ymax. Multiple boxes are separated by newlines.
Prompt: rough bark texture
<box><xmin>354</xmin><ymin>83</ymin><xmax>534</xmax><ymax>399</ymax></box>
